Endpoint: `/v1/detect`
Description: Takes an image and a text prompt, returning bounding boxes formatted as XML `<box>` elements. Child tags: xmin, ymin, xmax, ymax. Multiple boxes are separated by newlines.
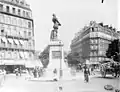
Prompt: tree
<box><xmin>39</xmin><ymin>48</ymin><xmax>49</xmax><ymax>68</ymax></box>
<box><xmin>106</xmin><ymin>39</ymin><xmax>120</xmax><ymax>62</ymax></box>
<box><xmin>67</xmin><ymin>52</ymin><xmax>80</xmax><ymax>66</ymax></box>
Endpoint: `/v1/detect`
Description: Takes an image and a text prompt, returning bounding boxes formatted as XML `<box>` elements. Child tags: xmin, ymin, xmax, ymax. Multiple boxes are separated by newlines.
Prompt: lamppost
<box><xmin>59</xmin><ymin>41</ymin><xmax>62</xmax><ymax>80</ymax></box>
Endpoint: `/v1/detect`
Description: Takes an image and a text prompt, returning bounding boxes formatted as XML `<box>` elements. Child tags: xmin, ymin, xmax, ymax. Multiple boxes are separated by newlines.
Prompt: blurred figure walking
<box><xmin>15</xmin><ymin>68</ymin><xmax>19</xmax><ymax>79</ymax></box>
<box><xmin>83</xmin><ymin>64</ymin><xmax>90</xmax><ymax>83</ymax></box>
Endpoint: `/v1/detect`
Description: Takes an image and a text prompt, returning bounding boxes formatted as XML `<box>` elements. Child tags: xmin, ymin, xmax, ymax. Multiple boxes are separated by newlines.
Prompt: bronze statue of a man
<box><xmin>52</xmin><ymin>14</ymin><xmax>61</xmax><ymax>29</ymax></box>
<box><xmin>50</xmin><ymin>14</ymin><xmax>61</xmax><ymax>41</ymax></box>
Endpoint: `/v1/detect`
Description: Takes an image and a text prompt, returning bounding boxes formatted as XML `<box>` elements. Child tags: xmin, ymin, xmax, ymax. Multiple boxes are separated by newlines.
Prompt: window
<box><xmin>28</xmin><ymin>32</ymin><xmax>31</xmax><ymax>37</ymax></box>
<box><xmin>90</xmin><ymin>45</ymin><xmax>93</xmax><ymax>50</ymax></box>
<box><xmin>7</xmin><ymin>26</ymin><xmax>11</xmax><ymax>35</ymax></box>
<box><xmin>26</xmin><ymin>12</ymin><xmax>30</xmax><ymax>18</ymax></box>
<box><xmin>28</xmin><ymin>21</ymin><xmax>31</xmax><ymax>28</ymax></box>
<box><xmin>5</xmin><ymin>16</ymin><xmax>11</xmax><ymax>24</ymax></box>
<box><xmin>1</xmin><ymin>39</ymin><xmax>5</xmax><ymax>47</ymax></box>
<box><xmin>0</xmin><ymin>14</ymin><xmax>5</xmax><ymax>23</ymax></box>
<box><xmin>90</xmin><ymin>52</ymin><xmax>93</xmax><ymax>56</ymax></box>
<box><xmin>13</xmin><ymin>26</ymin><xmax>17</xmax><ymax>36</ymax></box>
<box><xmin>18</xmin><ymin>19</ymin><xmax>22</xmax><ymax>26</ymax></box>
<box><xmin>28</xmin><ymin>42</ymin><xmax>31</xmax><ymax>47</ymax></box>
<box><xmin>6</xmin><ymin>6</ymin><xmax>10</xmax><ymax>13</ymax></box>
<box><xmin>7</xmin><ymin>40</ymin><xmax>12</xmax><ymax>48</ymax></box>
<box><xmin>0</xmin><ymin>4</ymin><xmax>3</xmax><ymax>11</ymax></box>
<box><xmin>94</xmin><ymin>52</ymin><xmax>97</xmax><ymax>56</ymax></box>
<box><xmin>7</xmin><ymin>16</ymin><xmax>11</xmax><ymax>24</ymax></box>
<box><xmin>94</xmin><ymin>27</ymin><xmax>98</xmax><ymax>32</ymax></box>
<box><xmin>12</xmin><ymin>17</ymin><xmax>17</xmax><ymax>25</ymax></box>
<box><xmin>24</xmin><ymin>31</ymin><xmax>27</xmax><ymax>37</ymax></box>
<box><xmin>23</xmin><ymin>10</ymin><xmax>25</xmax><ymax>17</ymax></box>
<box><xmin>12</xmin><ymin>8</ymin><xmax>15</xmax><ymax>14</ymax></box>
<box><xmin>18</xmin><ymin>9</ymin><xmax>21</xmax><ymax>16</ymax></box>
<box><xmin>1</xmin><ymin>25</ymin><xmax>4</xmax><ymax>33</ymax></box>
<box><xmin>90</xmin><ymin>39</ymin><xmax>93</xmax><ymax>44</ymax></box>
<box><xmin>95</xmin><ymin>39</ymin><xmax>98</xmax><ymax>44</ymax></box>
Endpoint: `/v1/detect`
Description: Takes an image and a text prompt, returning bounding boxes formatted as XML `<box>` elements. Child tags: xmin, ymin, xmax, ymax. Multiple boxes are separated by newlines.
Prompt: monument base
<box><xmin>43</xmin><ymin>68</ymin><xmax>72</xmax><ymax>80</ymax></box>
<box><xmin>42</xmin><ymin>40</ymin><xmax>73</xmax><ymax>80</ymax></box>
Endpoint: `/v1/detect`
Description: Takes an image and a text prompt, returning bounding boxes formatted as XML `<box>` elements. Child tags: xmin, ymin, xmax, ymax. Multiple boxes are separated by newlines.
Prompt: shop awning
<box><xmin>7</xmin><ymin>39</ymin><xmax>13</xmax><ymax>44</ymax></box>
<box><xmin>25</xmin><ymin>61</ymin><xmax>35</xmax><ymax>68</ymax></box>
<box><xmin>0</xmin><ymin>60</ymin><xmax>4</xmax><ymax>65</ymax></box>
<box><xmin>32</xmin><ymin>60</ymin><xmax>43</xmax><ymax>67</ymax></box>
<box><xmin>1</xmin><ymin>37</ymin><xmax>7</xmax><ymax>43</ymax></box>
<box><xmin>24</xmin><ymin>52</ymin><xmax>28</xmax><ymax>59</ymax></box>
<box><xmin>19</xmin><ymin>52</ymin><xmax>25</xmax><ymax>59</ymax></box>
<box><xmin>15</xmin><ymin>60</ymin><xmax>25</xmax><ymax>65</ymax></box>
<box><xmin>19</xmin><ymin>40</ymin><xmax>24</xmax><ymax>45</ymax></box>
<box><xmin>14</xmin><ymin>39</ymin><xmax>19</xmax><ymax>45</ymax></box>
<box><xmin>3</xmin><ymin>60</ymin><xmax>15</xmax><ymax>65</ymax></box>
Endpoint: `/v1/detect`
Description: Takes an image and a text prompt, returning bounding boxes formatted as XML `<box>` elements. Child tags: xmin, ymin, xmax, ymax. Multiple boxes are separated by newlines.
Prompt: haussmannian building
<box><xmin>0</xmin><ymin>0</ymin><xmax>35</xmax><ymax>65</ymax></box>
<box><xmin>70</xmin><ymin>21</ymin><xmax>120</xmax><ymax>64</ymax></box>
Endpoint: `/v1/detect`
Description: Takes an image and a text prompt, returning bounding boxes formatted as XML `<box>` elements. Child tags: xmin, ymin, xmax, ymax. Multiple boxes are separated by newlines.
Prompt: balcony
<box><xmin>6</xmin><ymin>34</ymin><xmax>29</xmax><ymax>40</ymax></box>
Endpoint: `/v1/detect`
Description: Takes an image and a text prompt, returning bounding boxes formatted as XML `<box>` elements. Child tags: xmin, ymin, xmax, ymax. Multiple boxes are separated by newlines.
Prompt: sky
<box><xmin>26</xmin><ymin>0</ymin><xmax>118</xmax><ymax>52</ymax></box>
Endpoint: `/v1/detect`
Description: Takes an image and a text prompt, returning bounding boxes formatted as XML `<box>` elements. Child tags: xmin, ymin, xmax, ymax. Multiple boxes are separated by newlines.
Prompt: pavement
<box><xmin>0</xmin><ymin>73</ymin><xmax>119</xmax><ymax>92</ymax></box>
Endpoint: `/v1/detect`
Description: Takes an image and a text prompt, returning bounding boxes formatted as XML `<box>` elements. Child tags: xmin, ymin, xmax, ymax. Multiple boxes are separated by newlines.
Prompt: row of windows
<box><xmin>91</xmin><ymin>26</ymin><xmax>113</xmax><ymax>36</ymax></box>
<box><xmin>90</xmin><ymin>45</ymin><xmax>98</xmax><ymax>50</ymax></box>
<box><xmin>90</xmin><ymin>39</ymin><xmax>98</xmax><ymax>44</ymax></box>
<box><xmin>90</xmin><ymin>52</ymin><xmax>97</xmax><ymax>56</ymax></box>
<box><xmin>90</xmin><ymin>38</ymin><xmax>111</xmax><ymax>45</ymax></box>
<box><xmin>0</xmin><ymin>3</ymin><xmax>32</xmax><ymax>18</ymax></box>
<box><xmin>90</xmin><ymin>32</ymin><xmax>114</xmax><ymax>40</ymax></box>
<box><xmin>0</xmin><ymin>51</ymin><xmax>33</xmax><ymax>59</ymax></box>
<box><xmin>0</xmin><ymin>24</ymin><xmax>33</xmax><ymax>38</ymax></box>
<box><xmin>90</xmin><ymin>50</ymin><xmax>106</xmax><ymax>56</ymax></box>
<box><xmin>0</xmin><ymin>14</ymin><xmax>32</xmax><ymax>29</ymax></box>
<box><xmin>90</xmin><ymin>57</ymin><xmax>106</xmax><ymax>62</ymax></box>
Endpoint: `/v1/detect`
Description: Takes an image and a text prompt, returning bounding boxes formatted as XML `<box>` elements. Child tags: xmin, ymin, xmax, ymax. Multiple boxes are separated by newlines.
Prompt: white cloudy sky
<box><xmin>26</xmin><ymin>0</ymin><xmax>118</xmax><ymax>51</ymax></box>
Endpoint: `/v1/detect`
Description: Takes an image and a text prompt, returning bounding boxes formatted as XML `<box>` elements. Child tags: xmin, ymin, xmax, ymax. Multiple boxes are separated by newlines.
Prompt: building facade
<box><xmin>70</xmin><ymin>21</ymin><xmax>120</xmax><ymax>64</ymax></box>
<box><xmin>0</xmin><ymin>0</ymin><xmax>35</xmax><ymax>64</ymax></box>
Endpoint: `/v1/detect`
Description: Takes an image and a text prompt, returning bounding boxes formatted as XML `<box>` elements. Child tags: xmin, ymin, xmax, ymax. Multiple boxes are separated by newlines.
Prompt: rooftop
<box><xmin>0</xmin><ymin>0</ymin><xmax>31</xmax><ymax>10</ymax></box>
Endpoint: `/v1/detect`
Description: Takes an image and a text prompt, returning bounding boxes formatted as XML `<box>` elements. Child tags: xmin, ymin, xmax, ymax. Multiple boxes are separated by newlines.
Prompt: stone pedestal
<box><xmin>45</xmin><ymin>40</ymin><xmax>71</xmax><ymax>80</ymax></box>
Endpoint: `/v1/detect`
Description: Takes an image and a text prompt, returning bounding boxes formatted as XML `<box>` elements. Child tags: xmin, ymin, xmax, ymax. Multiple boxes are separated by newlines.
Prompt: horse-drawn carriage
<box><xmin>100</xmin><ymin>60</ymin><xmax>120</xmax><ymax>78</ymax></box>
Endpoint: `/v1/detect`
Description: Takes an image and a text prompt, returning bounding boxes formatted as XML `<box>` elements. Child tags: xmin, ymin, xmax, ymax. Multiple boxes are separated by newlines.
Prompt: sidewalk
<box><xmin>0</xmin><ymin>74</ymin><xmax>27</xmax><ymax>92</ymax></box>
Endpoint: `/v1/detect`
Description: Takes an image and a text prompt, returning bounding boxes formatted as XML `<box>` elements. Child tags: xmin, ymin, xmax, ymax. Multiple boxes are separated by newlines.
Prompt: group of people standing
<box><xmin>14</xmin><ymin>67</ymin><xmax>22</xmax><ymax>78</ymax></box>
<box><xmin>82</xmin><ymin>64</ymin><xmax>97</xmax><ymax>83</ymax></box>
<box><xmin>25</xmin><ymin>67</ymin><xmax>44</xmax><ymax>79</ymax></box>
<box><xmin>32</xmin><ymin>67</ymin><xmax>44</xmax><ymax>78</ymax></box>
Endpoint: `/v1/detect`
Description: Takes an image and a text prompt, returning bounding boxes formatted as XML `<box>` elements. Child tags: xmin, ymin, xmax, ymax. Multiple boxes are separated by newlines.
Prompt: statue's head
<box><xmin>53</xmin><ymin>13</ymin><xmax>56</xmax><ymax>17</ymax></box>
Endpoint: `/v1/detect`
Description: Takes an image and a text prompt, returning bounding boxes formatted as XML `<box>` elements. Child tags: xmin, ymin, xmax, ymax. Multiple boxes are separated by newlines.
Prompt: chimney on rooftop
<box><xmin>113</xmin><ymin>28</ymin><xmax>116</xmax><ymax>32</ymax></box>
<box><xmin>104</xmin><ymin>25</ymin><xmax>109</xmax><ymax>28</ymax></box>
<box><xmin>99</xmin><ymin>22</ymin><xmax>103</xmax><ymax>26</ymax></box>
<box><xmin>109</xmin><ymin>26</ymin><xmax>112</xmax><ymax>30</ymax></box>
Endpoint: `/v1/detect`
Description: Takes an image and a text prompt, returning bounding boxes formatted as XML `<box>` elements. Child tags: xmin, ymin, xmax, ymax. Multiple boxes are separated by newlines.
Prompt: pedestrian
<box><xmin>3</xmin><ymin>69</ymin><xmax>6</xmax><ymax>81</ymax></box>
<box><xmin>53</xmin><ymin>68</ymin><xmax>57</xmax><ymax>81</ymax></box>
<box><xmin>1</xmin><ymin>69</ymin><xmax>6</xmax><ymax>86</ymax></box>
<box><xmin>83</xmin><ymin>64</ymin><xmax>90</xmax><ymax>83</ymax></box>
<box><xmin>91</xmin><ymin>67</ymin><xmax>95</xmax><ymax>75</ymax></box>
<box><xmin>25</xmin><ymin>69</ymin><xmax>31</xmax><ymax>80</ymax></box>
<box><xmin>15</xmin><ymin>68</ymin><xmax>19</xmax><ymax>79</ymax></box>
<box><xmin>19</xmin><ymin>67</ymin><xmax>22</xmax><ymax>76</ymax></box>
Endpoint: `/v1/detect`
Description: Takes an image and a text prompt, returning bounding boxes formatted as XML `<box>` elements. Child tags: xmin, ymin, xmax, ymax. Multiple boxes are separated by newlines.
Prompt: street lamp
<box><xmin>59</xmin><ymin>41</ymin><xmax>62</xmax><ymax>80</ymax></box>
